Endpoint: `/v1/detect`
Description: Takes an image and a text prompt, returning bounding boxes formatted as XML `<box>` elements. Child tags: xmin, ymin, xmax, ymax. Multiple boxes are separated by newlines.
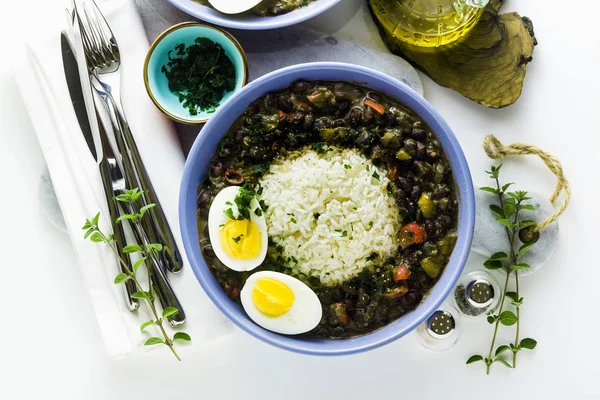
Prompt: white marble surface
<box><xmin>0</xmin><ymin>0</ymin><xmax>599</xmax><ymax>399</ymax></box>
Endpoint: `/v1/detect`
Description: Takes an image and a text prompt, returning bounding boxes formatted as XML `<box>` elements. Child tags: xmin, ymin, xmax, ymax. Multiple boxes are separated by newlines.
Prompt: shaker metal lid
<box><xmin>466</xmin><ymin>279</ymin><xmax>495</xmax><ymax>308</ymax></box>
<box><xmin>426</xmin><ymin>310</ymin><xmax>456</xmax><ymax>339</ymax></box>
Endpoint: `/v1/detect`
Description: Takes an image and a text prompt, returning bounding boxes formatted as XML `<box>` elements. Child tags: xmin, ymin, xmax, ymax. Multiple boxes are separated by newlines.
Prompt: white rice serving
<box><xmin>258</xmin><ymin>146</ymin><xmax>401</xmax><ymax>286</ymax></box>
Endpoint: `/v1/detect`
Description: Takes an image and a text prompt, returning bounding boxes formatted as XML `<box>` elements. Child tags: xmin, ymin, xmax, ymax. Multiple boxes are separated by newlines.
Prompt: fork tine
<box><xmin>84</xmin><ymin>0</ymin><xmax>118</xmax><ymax>63</ymax></box>
<box><xmin>82</xmin><ymin>4</ymin><xmax>107</xmax><ymax>64</ymax></box>
<box><xmin>73</xmin><ymin>1</ymin><xmax>99</xmax><ymax>67</ymax></box>
<box><xmin>90</xmin><ymin>4</ymin><xmax>116</xmax><ymax>59</ymax></box>
<box><xmin>74</xmin><ymin>0</ymin><xmax>119</xmax><ymax>69</ymax></box>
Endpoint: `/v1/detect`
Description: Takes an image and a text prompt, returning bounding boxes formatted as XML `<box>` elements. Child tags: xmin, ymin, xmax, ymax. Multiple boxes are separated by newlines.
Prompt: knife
<box><xmin>61</xmin><ymin>32</ymin><xmax>139</xmax><ymax>311</ymax></box>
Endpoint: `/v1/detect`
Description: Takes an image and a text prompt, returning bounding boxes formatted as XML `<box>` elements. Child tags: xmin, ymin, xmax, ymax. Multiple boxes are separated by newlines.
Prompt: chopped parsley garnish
<box><xmin>341</xmin><ymin>231</ymin><xmax>348</xmax><ymax>237</ymax></box>
<box><xmin>254</xmin><ymin>164</ymin><xmax>270</xmax><ymax>177</ymax></box>
<box><xmin>256</xmin><ymin>184</ymin><xmax>264</xmax><ymax>196</ymax></box>
<box><xmin>344</xmin><ymin>164</ymin><xmax>351</xmax><ymax>169</ymax></box>
<box><xmin>223</xmin><ymin>208</ymin><xmax>235</xmax><ymax>220</ymax></box>
<box><xmin>234</xmin><ymin>186</ymin><xmax>255</xmax><ymax>220</ymax></box>
<box><xmin>369</xmin><ymin>221</ymin><xmax>374</xmax><ymax>228</ymax></box>
<box><xmin>249</xmin><ymin>124</ymin><xmax>262</xmax><ymax>137</ymax></box>
<box><xmin>313</xmin><ymin>212</ymin><xmax>321</xmax><ymax>220</ymax></box>
<box><xmin>232</xmin><ymin>234</ymin><xmax>243</xmax><ymax>244</ymax></box>
<box><xmin>222</xmin><ymin>186</ymin><xmax>264</xmax><ymax>221</ymax></box>
<box><xmin>366</xmin><ymin>165</ymin><xmax>370</xmax><ymax>171</ymax></box>
<box><xmin>312</xmin><ymin>141</ymin><xmax>333</xmax><ymax>155</ymax></box>
<box><xmin>307</xmin><ymin>276</ymin><xmax>321</xmax><ymax>286</ymax></box>
<box><xmin>259</xmin><ymin>199</ymin><xmax>269</xmax><ymax>212</ymax></box>
<box><xmin>372</xmin><ymin>171</ymin><xmax>380</xmax><ymax>180</ymax></box>
<box><xmin>290</xmin><ymin>217</ymin><xmax>297</xmax><ymax>224</ymax></box>
<box><xmin>291</xmin><ymin>256</ymin><xmax>298</xmax><ymax>264</ymax></box>
<box><xmin>161</xmin><ymin>38</ymin><xmax>236</xmax><ymax>115</ymax></box>
<box><xmin>312</xmin><ymin>141</ymin><xmax>326</xmax><ymax>154</ymax></box>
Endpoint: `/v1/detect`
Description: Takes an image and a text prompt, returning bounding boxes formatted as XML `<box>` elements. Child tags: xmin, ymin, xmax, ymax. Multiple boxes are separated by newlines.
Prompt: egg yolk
<box><xmin>220</xmin><ymin>219</ymin><xmax>262</xmax><ymax>260</ymax></box>
<box><xmin>252</xmin><ymin>278</ymin><xmax>295</xmax><ymax>317</ymax></box>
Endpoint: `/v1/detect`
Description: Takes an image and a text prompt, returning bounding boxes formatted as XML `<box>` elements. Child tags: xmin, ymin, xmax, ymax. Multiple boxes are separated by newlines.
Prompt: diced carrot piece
<box><xmin>364</xmin><ymin>98</ymin><xmax>385</xmax><ymax>115</ymax></box>
<box><xmin>330</xmin><ymin>303</ymin><xmax>349</xmax><ymax>325</ymax></box>
<box><xmin>384</xmin><ymin>285</ymin><xmax>409</xmax><ymax>299</ymax></box>
<box><xmin>387</xmin><ymin>162</ymin><xmax>399</xmax><ymax>181</ymax></box>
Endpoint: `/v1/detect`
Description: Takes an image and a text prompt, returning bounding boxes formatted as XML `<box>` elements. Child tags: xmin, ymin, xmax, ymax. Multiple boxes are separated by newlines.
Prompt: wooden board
<box><xmin>368</xmin><ymin>0</ymin><xmax>537</xmax><ymax>108</ymax></box>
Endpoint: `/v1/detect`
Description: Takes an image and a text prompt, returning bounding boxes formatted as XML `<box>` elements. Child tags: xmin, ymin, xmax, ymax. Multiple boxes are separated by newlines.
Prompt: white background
<box><xmin>1</xmin><ymin>0</ymin><xmax>598</xmax><ymax>399</ymax></box>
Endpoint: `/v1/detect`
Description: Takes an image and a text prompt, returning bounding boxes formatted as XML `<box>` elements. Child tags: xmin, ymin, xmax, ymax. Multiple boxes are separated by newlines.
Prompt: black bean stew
<box><xmin>197</xmin><ymin>0</ymin><xmax>317</xmax><ymax>16</ymax></box>
<box><xmin>197</xmin><ymin>81</ymin><xmax>458</xmax><ymax>338</ymax></box>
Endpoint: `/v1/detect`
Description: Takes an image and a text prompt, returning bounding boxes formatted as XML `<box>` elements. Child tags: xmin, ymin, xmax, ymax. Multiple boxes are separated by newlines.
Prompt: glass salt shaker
<box><xmin>415</xmin><ymin>305</ymin><xmax>463</xmax><ymax>351</ymax></box>
<box><xmin>453</xmin><ymin>270</ymin><xmax>501</xmax><ymax>318</ymax></box>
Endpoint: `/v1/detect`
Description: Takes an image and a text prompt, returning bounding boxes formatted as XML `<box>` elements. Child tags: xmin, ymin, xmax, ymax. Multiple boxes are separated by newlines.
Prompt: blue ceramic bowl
<box><xmin>144</xmin><ymin>22</ymin><xmax>248</xmax><ymax>124</ymax></box>
<box><xmin>166</xmin><ymin>0</ymin><xmax>342</xmax><ymax>30</ymax></box>
<box><xmin>180</xmin><ymin>62</ymin><xmax>475</xmax><ymax>355</ymax></box>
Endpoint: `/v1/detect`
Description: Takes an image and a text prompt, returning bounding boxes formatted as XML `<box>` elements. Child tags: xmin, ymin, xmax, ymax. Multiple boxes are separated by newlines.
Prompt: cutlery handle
<box><xmin>148</xmin><ymin>253</ymin><xmax>186</xmax><ymax>327</ymax></box>
<box><xmin>119</xmin><ymin>199</ymin><xmax>186</xmax><ymax>326</ymax></box>
<box><xmin>99</xmin><ymin>160</ymin><xmax>139</xmax><ymax>311</ymax></box>
<box><xmin>119</xmin><ymin>118</ymin><xmax>183</xmax><ymax>274</ymax></box>
<box><xmin>90</xmin><ymin>73</ymin><xmax>183</xmax><ymax>274</ymax></box>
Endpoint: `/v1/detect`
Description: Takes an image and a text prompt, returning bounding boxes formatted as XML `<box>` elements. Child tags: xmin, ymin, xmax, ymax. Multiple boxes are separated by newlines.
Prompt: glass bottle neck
<box><xmin>464</xmin><ymin>0</ymin><xmax>489</xmax><ymax>7</ymax></box>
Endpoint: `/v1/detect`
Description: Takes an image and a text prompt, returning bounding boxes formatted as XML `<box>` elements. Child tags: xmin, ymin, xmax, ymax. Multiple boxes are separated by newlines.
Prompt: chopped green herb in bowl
<box><xmin>144</xmin><ymin>22</ymin><xmax>248</xmax><ymax>124</ymax></box>
<box><xmin>162</xmin><ymin>38</ymin><xmax>236</xmax><ymax>116</ymax></box>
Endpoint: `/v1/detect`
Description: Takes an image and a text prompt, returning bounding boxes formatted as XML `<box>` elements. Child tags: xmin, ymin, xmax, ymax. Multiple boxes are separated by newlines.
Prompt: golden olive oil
<box><xmin>371</xmin><ymin>0</ymin><xmax>485</xmax><ymax>47</ymax></box>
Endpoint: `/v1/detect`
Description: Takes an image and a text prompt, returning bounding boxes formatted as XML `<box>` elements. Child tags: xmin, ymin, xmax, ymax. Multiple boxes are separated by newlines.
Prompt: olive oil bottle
<box><xmin>370</xmin><ymin>0</ymin><xmax>488</xmax><ymax>47</ymax></box>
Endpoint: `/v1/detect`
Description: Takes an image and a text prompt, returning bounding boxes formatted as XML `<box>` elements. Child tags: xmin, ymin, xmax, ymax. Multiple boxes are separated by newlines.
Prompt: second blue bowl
<box><xmin>179</xmin><ymin>62</ymin><xmax>475</xmax><ymax>355</ymax></box>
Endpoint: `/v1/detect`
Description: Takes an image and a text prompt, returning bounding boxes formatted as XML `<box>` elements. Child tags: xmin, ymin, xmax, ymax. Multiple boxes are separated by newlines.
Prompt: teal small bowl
<box><xmin>144</xmin><ymin>22</ymin><xmax>248</xmax><ymax>124</ymax></box>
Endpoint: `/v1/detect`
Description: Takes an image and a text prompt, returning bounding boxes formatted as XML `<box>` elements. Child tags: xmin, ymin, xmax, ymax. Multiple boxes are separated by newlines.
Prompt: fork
<box><xmin>73</xmin><ymin>0</ymin><xmax>183</xmax><ymax>275</ymax></box>
<box><xmin>107</xmin><ymin>159</ymin><xmax>186</xmax><ymax>326</ymax></box>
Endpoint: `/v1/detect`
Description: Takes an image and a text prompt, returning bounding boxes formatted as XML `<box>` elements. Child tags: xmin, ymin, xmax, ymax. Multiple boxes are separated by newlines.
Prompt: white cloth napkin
<box><xmin>13</xmin><ymin>0</ymin><xmax>233</xmax><ymax>359</ymax></box>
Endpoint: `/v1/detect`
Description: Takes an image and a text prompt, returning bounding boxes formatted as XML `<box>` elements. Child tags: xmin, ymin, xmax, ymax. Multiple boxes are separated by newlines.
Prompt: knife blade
<box><xmin>61</xmin><ymin>33</ymin><xmax>97</xmax><ymax>160</ymax></box>
<box><xmin>61</xmin><ymin>32</ymin><xmax>139</xmax><ymax>311</ymax></box>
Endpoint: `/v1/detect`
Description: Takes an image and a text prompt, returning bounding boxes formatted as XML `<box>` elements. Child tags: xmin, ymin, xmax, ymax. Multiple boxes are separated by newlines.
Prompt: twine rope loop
<box><xmin>482</xmin><ymin>135</ymin><xmax>570</xmax><ymax>231</ymax></box>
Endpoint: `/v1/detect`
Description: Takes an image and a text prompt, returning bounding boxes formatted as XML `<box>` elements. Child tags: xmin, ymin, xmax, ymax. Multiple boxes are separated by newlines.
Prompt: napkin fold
<box><xmin>13</xmin><ymin>0</ymin><xmax>233</xmax><ymax>359</ymax></box>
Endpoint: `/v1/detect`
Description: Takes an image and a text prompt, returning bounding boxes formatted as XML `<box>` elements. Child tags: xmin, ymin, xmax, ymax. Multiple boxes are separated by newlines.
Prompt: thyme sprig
<box><xmin>467</xmin><ymin>165</ymin><xmax>538</xmax><ymax>374</ymax></box>
<box><xmin>82</xmin><ymin>188</ymin><xmax>190</xmax><ymax>361</ymax></box>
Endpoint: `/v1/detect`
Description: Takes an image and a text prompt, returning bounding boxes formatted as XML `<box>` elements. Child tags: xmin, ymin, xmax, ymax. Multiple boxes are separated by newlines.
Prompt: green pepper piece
<box><xmin>320</xmin><ymin>127</ymin><xmax>352</xmax><ymax>144</ymax></box>
<box><xmin>381</xmin><ymin>129</ymin><xmax>403</xmax><ymax>149</ymax></box>
<box><xmin>418</xmin><ymin>192</ymin><xmax>437</xmax><ymax>218</ymax></box>
<box><xmin>421</xmin><ymin>257</ymin><xmax>442</xmax><ymax>278</ymax></box>
<box><xmin>438</xmin><ymin>232</ymin><xmax>458</xmax><ymax>256</ymax></box>
<box><xmin>396</xmin><ymin>148</ymin><xmax>412</xmax><ymax>161</ymax></box>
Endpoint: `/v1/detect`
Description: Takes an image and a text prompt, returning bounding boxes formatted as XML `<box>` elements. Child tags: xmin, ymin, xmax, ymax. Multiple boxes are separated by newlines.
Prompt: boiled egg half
<box><xmin>208</xmin><ymin>0</ymin><xmax>264</xmax><ymax>14</ymax></box>
<box><xmin>241</xmin><ymin>271</ymin><xmax>323</xmax><ymax>335</ymax></box>
<box><xmin>208</xmin><ymin>186</ymin><xmax>268</xmax><ymax>271</ymax></box>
